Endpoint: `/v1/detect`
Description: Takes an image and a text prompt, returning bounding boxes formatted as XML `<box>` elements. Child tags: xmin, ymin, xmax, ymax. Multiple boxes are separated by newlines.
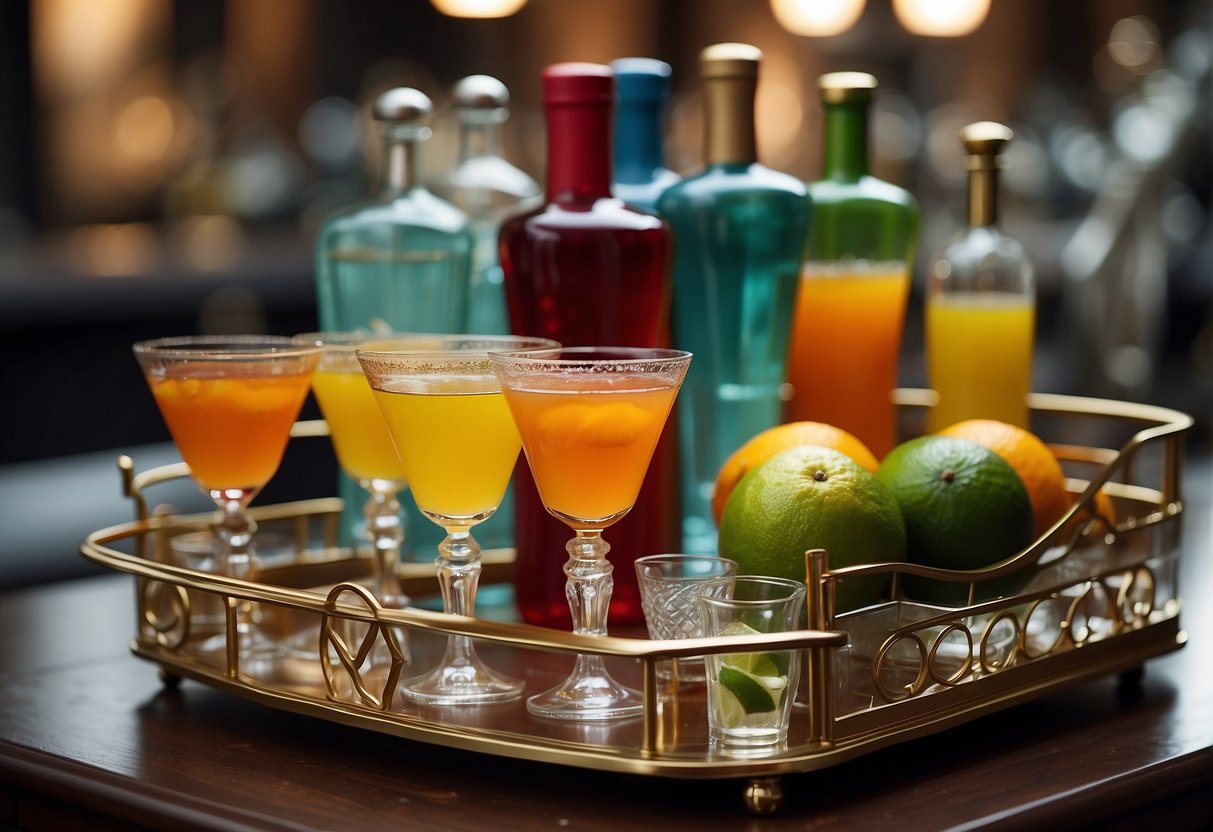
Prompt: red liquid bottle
<box><xmin>500</xmin><ymin>63</ymin><xmax>679</xmax><ymax>628</ymax></box>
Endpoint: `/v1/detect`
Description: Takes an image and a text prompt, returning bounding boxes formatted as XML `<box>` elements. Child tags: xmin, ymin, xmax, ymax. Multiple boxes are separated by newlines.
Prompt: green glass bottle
<box><xmin>786</xmin><ymin>72</ymin><xmax>918</xmax><ymax>459</ymax></box>
<box><xmin>657</xmin><ymin>44</ymin><xmax>813</xmax><ymax>553</ymax></box>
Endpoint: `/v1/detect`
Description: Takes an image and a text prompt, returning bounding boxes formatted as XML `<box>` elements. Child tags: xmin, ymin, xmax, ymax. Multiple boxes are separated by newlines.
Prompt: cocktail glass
<box><xmin>294</xmin><ymin>332</ymin><xmax>439</xmax><ymax>608</ymax></box>
<box><xmin>490</xmin><ymin>347</ymin><xmax>692</xmax><ymax>720</ymax></box>
<box><xmin>132</xmin><ymin>335</ymin><xmax>320</xmax><ymax>656</ymax></box>
<box><xmin>357</xmin><ymin>336</ymin><xmax>557</xmax><ymax>704</ymax></box>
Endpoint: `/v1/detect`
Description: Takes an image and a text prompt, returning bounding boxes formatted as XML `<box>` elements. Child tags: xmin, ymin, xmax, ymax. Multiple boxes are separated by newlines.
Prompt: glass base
<box><xmin>398</xmin><ymin>639</ymin><xmax>523</xmax><ymax>705</ymax></box>
<box><xmin>526</xmin><ymin>667</ymin><xmax>643</xmax><ymax>721</ymax></box>
<box><xmin>198</xmin><ymin>612</ymin><xmax>285</xmax><ymax>671</ymax></box>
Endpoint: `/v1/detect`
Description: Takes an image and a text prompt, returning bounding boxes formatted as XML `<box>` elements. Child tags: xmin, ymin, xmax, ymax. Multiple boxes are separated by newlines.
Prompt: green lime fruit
<box><xmin>719</xmin><ymin>446</ymin><xmax>907</xmax><ymax>613</ymax></box>
<box><xmin>876</xmin><ymin>435</ymin><xmax>1035</xmax><ymax>604</ymax></box>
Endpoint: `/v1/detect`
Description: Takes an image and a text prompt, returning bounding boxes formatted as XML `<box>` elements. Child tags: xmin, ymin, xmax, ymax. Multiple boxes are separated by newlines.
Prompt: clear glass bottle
<box><xmin>657</xmin><ymin>44</ymin><xmax>812</xmax><ymax>553</ymax></box>
<box><xmin>428</xmin><ymin>76</ymin><xmax>541</xmax><ymax>555</ymax></box>
<box><xmin>925</xmin><ymin>121</ymin><xmax>1035</xmax><ymax>431</ymax></box>
<box><xmin>787</xmin><ymin>72</ymin><xmax>918</xmax><ymax>458</ymax></box>
<box><xmin>610</xmin><ymin>58</ymin><xmax>680</xmax><ymax>212</ymax></box>
<box><xmin>314</xmin><ymin>87</ymin><xmax>474</xmax><ymax>561</ymax></box>
<box><xmin>315</xmin><ymin>88</ymin><xmax>473</xmax><ymax>335</ymax></box>
<box><xmin>500</xmin><ymin>63</ymin><xmax>679</xmax><ymax>627</ymax></box>
<box><xmin>430</xmin><ymin>75</ymin><xmax>541</xmax><ymax>336</ymax></box>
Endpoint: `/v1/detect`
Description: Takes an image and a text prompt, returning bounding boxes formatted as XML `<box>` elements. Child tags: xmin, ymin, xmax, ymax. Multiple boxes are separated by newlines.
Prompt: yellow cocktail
<box><xmin>787</xmin><ymin>260</ymin><xmax>910</xmax><ymax>458</ymax></box>
<box><xmin>312</xmin><ymin>368</ymin><xmax>407</xmax><ymax>485</ymax></box>
<box><xmin>926</xmin><ymin>292</ymin><xmax>1034</xmax><ymax>431</ymax></box>
<box><xmin>371</xmin><ymin>376</ymin><xmax>520</xmax><ymax>520</ymax></box>
<box><xmin>358</xmin><ymin>335</ymin><xmax>557</xmax><ymax>705</ymax></box>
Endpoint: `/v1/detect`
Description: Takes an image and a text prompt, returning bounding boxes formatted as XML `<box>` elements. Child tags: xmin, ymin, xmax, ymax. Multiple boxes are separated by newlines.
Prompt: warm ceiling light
<box><xmin>893</xmin><ymin>0</ymin><xmax>990</xmax><ymax>37</ymax></box>
<box><xmin>770</xmin><ymin>0</ymin><xmax>865</xmax><ymax>37</ymax></box>
<box><xmin>430</xmin><ymin>0</ymin><xmax>527</xmax><ymax>18</ymax></box>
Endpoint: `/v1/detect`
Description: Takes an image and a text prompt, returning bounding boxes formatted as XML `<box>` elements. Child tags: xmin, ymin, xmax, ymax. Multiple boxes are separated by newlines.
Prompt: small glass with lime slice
<box><xmin>699</xmin><ymin>575</ymin><xmax>806</xmax><ymax>748</ymax></box>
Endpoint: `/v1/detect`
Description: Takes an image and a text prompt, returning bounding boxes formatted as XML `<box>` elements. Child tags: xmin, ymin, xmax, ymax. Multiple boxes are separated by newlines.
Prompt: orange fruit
<box><xmin>938</xmin><ymin>419</ymin><xmax>1070</xmax><ymax>539</ymax></box>
<box><xmin>1065</xmin><ymin>487</ymin><xmax>1118</xmax><ymax>537</ymax></box>
<box><xmin>877</xmin><ymin>435</ymin><xmax>1035</xmax><ymax>604</ymax></box>
<box><xmin>718</xmin><ymin>446</ymin><xmax>906</xmax><ymax>612</ymax></box>
<box><xmin>712</xmin><ymin>421</ymin><xmax>879</xmax><ymax>524</ymax></box>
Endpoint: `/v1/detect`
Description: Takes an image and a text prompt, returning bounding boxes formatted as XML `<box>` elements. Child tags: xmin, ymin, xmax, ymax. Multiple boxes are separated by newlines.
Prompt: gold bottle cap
<box><xmin>961</xmin><ymin>121</ymin><xmax>1013</xmax><ymax>169</ymax></box>
<box><xmin>700</xmin><ymin>42</ymin><xmax>762</xmax><ymax>78</ymax></box>
<box><xmin>819</xmin><ymin>71</ymin><xmax>877</xmax><ymax>104</ymax></box>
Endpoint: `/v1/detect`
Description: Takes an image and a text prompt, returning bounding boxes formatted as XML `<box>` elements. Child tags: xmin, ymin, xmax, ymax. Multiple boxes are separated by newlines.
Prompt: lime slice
<box><xmin>717</xmin><ymin>666</ymin><xmax>784</xmax><ymax>715</ymax></box>
<box><xmin>718</xmin><ymin>621</ymin><xmax>791</xmax><ymax>678</ymax></box>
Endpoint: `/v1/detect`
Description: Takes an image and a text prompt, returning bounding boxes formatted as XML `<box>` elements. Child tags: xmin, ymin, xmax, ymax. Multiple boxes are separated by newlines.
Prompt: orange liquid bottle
<box><xmin>787</xmin><ymin>73</ymin><xmax>918</xmax><ymax>458</ymax></box>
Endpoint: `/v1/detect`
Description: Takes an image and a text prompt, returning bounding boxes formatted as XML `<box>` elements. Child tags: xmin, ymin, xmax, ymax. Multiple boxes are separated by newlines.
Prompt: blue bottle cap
<box><xmin>610</xmin><ymin>58</ymin><xmax>671</xmax><ymax>103</ymax></box>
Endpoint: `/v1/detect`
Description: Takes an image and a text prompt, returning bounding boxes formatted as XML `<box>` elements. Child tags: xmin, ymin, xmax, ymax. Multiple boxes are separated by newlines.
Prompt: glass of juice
<box><xmin>294</xmin><ymin>332</ymin><xmax>445</xmax><ymax>609</ymax></box>
<box><xmin>357</xmin><ymin>335</ymin><xmax>556</xmax><ymax>704</ymax></box>
<box><xmin>490</xmin><ymin>347</ymin><xmax>692</xmax><ymax>720</ymax></box>
<box><xmin>132</xmin><ymin>336</ymin><xmax>320</xmax><ymax>577</ymax></box>
<box><xmin>133</xmin><ymin>336</ymin><xmax>320</xmax><ymax>662</ymax></box>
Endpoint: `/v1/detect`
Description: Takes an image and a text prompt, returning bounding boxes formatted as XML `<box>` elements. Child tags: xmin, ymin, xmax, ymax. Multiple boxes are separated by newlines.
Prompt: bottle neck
<box><xmin>378</xmin><ymin>130</ymin><xmax>419</xmax><ymax>197</ymax></box>
<box><xmin>821</xmin><ymin>102</ymin><xmax>870</xmax><ymax>181</ymax></box>
<box><xmin>459</xmin><ymin>120</ymin><xmax>503</xmax><ymax>162</ymax></box>
<box><xmin>613</xmin><ymin>101</ymin><xmax>665</xmax><ymax>183</ymax></box>
<box><xmin>967</xmin><ymin>165</ymin><xmax>1000</xmax><ymax>227</ymax></box>
<box><xmin>703</xmin><ymin>75</ymin><xmax>757</xmax><ymax>166</ymax></box>
<box><xmin>546</xmin><ymin>101</ymin><xmax>613</xmax><ymax>204</ymax></box>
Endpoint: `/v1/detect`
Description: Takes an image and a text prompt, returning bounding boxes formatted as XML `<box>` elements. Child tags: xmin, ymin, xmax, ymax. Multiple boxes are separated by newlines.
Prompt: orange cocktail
<box><xmin>787</xmin><ymin>261</ymin><xmax>910</xmax><ymax>458</ymax></box>
<box><xmin>492</xmin><ymin>347</ymin><xmax>691</xmax><ymax>720</ymax></box>
<box><xmin>503</xmin><ymin>378</ymin><xmax>677</xmax><ymax>526</ymax></box>
<box><xmin>149</xmin><ymin>369</ymin><xmax>313</xmax><ymax>491</ymax></box>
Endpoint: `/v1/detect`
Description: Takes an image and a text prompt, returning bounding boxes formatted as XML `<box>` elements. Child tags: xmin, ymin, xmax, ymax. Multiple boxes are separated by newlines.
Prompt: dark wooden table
<box><xmin>2</xmin><ymin>459</ymin><xmax>1210</xmax><ymax>832</ymax></box>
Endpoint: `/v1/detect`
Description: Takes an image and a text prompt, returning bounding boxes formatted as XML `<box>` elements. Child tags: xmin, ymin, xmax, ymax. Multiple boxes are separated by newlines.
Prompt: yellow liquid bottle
<box><xmin>925</xmin><ymin>122</ymin><xmax>1035</xmax><ymax>432</ymax></box>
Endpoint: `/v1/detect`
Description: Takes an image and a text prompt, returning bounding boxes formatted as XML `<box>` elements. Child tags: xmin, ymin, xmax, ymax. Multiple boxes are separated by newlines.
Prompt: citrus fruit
<box><xmin>712</xmin><ymin>421</ymin><xmax>879</xmax><ymax>524</ymax></box>
<box><xmin>712</xmin><ymin>622</ymin><xmax>790</xmax><ymax>727</ymax></box>
<box><xmin>718</xmin><ymin>446</ymin><xmax>906</xmax><ymax>612</ymax></box>
<box><xmin>876</xmin><ymin>435</ymin><xmax>1034</xmax><ymax>604</ymax></box>
<box><xmin>938</xmin><ymin>419</ymin><xmax>1070</xmax><ymax>539</ymax></box>
<box><xmin>1063</xmin><ymin>487</ymin><xmax>1118</xmax><ymax>538</ymax></box>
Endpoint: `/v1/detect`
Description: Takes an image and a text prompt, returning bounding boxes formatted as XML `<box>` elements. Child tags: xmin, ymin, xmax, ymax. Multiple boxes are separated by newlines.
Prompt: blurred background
<box><xmin>0</xmin><ymin>0</ymin><xmax>1209</xmax><ymax>584</ymax></box>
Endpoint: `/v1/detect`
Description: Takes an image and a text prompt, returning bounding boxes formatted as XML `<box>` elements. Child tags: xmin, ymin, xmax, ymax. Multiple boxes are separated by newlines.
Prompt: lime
<box><xmin>717</xmin><ymin>666</ymin><xmax>780</xmax><ymax>715</ymax></box>
<box><xmin>718</xmin><ymin>446</ymin><xmax>907</xmax><ymax>612</ymax></box>
<box><xmin>876</xmin><ymin>435</ymin><xmax>1035</xmax><ymax>604</ymax></box>
<box><xmin>718</xmin><ymin>622</ymin><xmax>791</xmax><ymax>677</ymax></box>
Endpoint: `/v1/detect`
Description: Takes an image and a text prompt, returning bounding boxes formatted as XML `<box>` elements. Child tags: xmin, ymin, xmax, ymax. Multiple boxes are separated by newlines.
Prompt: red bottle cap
<box><xmin>543</xmin><ymin>63</ymin><xmax>613</xmax><ymax>106</ymax></box>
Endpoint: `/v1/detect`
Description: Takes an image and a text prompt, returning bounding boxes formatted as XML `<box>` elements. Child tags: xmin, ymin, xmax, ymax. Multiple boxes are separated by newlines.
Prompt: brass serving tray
<box><xmin>80</xmin><ymin>391</ymin><xmax>1194</xmax><ymax>814</ymax></box>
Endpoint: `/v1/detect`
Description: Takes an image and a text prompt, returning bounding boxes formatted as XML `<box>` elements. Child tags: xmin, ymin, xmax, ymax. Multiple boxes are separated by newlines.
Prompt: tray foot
<box><xmin>743</xmin><ymin>777</ymin><xmax>783</xmax><ymax>815</ymax></box>
<box><xmin>158</xmin><ymin>667</ymin><xmax>182</xmax><ymax>690</ymax></box>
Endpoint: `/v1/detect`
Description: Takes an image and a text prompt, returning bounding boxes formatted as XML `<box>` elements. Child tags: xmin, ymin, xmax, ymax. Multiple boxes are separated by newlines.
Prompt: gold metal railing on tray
<box><xmin>81</xmin><ymin>391</ymin><xmax>1194</xmax><ymax>815</ymax></box>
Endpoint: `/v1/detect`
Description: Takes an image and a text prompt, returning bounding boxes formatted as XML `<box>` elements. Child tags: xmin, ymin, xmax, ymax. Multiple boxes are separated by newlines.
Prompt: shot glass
<box><xmin>635</xmin><ymin>554</ymin><xmax>738</xmax><ymax>684</ymax></box>
<box><xmin>699</xmin><ymin>575</ymin><xmax>806</xmax><ymax>748</ymax></box>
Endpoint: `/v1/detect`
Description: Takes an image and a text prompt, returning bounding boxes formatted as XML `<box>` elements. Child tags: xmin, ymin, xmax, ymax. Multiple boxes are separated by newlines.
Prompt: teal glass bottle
<box><xmin>610</xmin><ymin>58</ymin><xmax>679</xmax><ymax>212</ymax></box>
<box><xmin>786</xmin><ymin>72</ymin><xmax>919</xmax><ymax>459</ymax></box>
<box><xmin>430</xmin><ymin>75</ymin><xmax>541</xmax><ymax>336</ymax></box>
<box><xmin>657</xmin><ymin>44</ymin><xmax>813</xmax><ymax>553</ymax></box>
<box><xmin>314</xmin><ymin>87</ymin><xmax>474</xmax><ymax>560</ymax></box>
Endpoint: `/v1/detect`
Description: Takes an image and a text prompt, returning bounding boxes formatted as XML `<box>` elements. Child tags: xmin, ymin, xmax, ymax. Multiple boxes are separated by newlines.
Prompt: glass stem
<box><xmin>364</xmin><ymin>488</ymin><xmax>405</xmax><ymax>606</ymax></box>
<box><xmin>437</xmin><ymin>528</ymin><xmax>481</xmax><ymax>665</ymax></box>
<box><xmin>212</xmin><ymin>489</ymin><xmax>256</xmax><ymax>579</ymax></box>
<box><xmin>565</xmin><ymin>530</ymin><xmax>613</xmax><ymax>637</ymax></box>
